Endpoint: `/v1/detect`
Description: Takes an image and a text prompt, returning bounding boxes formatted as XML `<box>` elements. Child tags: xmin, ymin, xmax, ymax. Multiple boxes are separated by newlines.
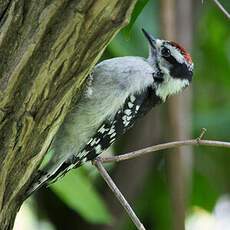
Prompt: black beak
<box><xmin>142</xmin><ymin>28</ymin><xmax>156</xmax><ymax>50</ymax></box>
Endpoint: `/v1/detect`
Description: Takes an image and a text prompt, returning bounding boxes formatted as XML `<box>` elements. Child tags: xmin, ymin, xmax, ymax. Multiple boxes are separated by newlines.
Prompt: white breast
<box><xmin>155</xmin><ymin>73</ymin><xmax>189</xmax><ymax>101</ymax></box>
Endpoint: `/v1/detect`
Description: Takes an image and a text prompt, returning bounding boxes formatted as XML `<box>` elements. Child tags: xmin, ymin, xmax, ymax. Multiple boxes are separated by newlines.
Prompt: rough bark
<box><xmin>0</xmin><ymin>0</ymin><xmax>137</xmax><ymax>229</ymax></box>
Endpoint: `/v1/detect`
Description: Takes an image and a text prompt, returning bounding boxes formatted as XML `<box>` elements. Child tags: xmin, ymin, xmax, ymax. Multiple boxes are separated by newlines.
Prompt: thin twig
<box><xmin>100</xmin><ymin>139</ymin><xmax>230</xmax><ymax>163</ymax></box>
<box><xmin>196</xmin><ymin>128</ymin><xmax>207</xmax><ymax>143</ymax></box>
<box><xmin>211</xmin><ymin>0</ymin><xmax>230</xmax><ymax>19</ymax></box>
<box><xmin>93</xmin><ymin>128</ymin><xmax>230</xmax><ymax>229</ymax></box>
<box><xmin>93</xmin><ymin>159</ymin><xmax>146</xmax><ymax>230</ymax></box>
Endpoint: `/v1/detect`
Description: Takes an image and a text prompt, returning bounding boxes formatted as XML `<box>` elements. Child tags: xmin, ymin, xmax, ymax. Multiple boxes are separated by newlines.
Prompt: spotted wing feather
<box><xmin>26</xmin><ymin>88</ymin><xmax>161</xmax><ymax>196</ymax></box>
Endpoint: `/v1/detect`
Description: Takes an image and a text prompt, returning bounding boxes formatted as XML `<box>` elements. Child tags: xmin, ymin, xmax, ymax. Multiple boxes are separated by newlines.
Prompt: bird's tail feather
<box><xmin>25</xmin><ymin>156</ymin><xmax>82</xmax><ymax>197</ymax></box>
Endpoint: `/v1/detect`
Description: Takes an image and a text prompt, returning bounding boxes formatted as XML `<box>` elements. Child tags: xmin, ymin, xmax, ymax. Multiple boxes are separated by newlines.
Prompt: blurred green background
<box><xmin>14</xmin><ymin>0</ymin><xmax>230</xmax><ymax>229</ymax></box>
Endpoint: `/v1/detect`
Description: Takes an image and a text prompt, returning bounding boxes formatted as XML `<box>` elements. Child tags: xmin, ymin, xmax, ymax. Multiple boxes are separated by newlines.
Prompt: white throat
<box><xmin>155</xmin><ymin>74</ymin><xmax>189</xmax><ymax>101</ymax></box>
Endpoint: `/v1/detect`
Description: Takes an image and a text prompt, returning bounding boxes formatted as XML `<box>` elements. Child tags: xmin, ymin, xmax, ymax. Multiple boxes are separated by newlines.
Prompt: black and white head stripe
<box><xmin>168</xmin><ymin>41</ymin><xmax>193</xmax><ymax>65</ymax></box>
<box><xmin>162</xmin><ymin>41</ymin><xmax>194</xmax><ymax>72</ymax></box>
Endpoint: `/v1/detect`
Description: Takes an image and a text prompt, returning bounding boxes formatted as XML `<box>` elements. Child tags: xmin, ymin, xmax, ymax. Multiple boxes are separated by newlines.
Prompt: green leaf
<box><xmin>191</xmin><ymin>170</ymin><xmax>219</xmax><ymax>211</ymax></box>
<box><xmin>50</xmin><ymin>168</ymin><xmax>112</xmax><ymax>224</ymax></box>
<box><xmin>123</xmin><ymin>0</ymin><xmax>150</xmax><ymax>37</ymax></box>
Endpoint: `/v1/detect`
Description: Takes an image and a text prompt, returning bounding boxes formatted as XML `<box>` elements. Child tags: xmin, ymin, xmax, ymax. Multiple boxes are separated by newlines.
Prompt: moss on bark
<box><xmin>0</xmin><ymin>0</ymin><xmax>137</xmax><ymax>229</ymax></box>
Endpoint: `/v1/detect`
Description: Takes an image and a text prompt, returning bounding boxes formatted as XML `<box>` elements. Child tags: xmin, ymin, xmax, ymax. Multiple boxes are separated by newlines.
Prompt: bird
<box><xmin>26</xmin><ymin>29</ymin><xmax>194</xmax><ymax>196</ymax></box>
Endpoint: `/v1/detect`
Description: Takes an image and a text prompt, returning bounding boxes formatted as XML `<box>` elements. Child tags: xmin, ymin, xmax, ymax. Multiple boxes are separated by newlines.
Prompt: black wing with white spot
<box><xmin>34</xmin><ymin>87</ymin><xmax>162</xmax><ymax>188</ymax></box>
<box><xmin>78</xmin><ymin>87</ymin><xmax>162</xmax><ymax>162</ymax></box>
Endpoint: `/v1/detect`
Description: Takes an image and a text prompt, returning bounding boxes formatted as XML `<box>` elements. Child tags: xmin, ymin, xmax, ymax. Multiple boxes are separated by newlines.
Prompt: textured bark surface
<box><xmin>0</xmin><ymin>0</ymin><xmax>136</xmax><ymax>229</ymax></box>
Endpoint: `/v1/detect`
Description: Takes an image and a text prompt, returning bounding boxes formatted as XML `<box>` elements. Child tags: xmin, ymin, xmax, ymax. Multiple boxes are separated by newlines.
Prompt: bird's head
<box><xmin>142</xmin><ymin>29</ymin><xmax>194</xmax><ymax>101</ymax></box>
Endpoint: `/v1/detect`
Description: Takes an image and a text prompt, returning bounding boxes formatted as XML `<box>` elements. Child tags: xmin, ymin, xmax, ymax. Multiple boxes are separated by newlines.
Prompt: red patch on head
<box><xmin>170</xmin><ymin>41</ymin><xmax>193</xmax><ymax>64</ymax></box>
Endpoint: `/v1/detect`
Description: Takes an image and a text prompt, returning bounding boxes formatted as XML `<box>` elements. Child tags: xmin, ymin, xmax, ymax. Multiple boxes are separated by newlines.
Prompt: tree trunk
<box><xmin>0</xmin><ymin>1</ymin><xmax>136</xmax><ymax>229</ymax></box>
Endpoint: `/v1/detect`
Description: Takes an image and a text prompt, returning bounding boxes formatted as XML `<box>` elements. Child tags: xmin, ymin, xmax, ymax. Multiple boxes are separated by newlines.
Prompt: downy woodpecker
<box><xmin>27</xmin><ymin>29</ymin><xmax>193</xmax><ymax>195</ymax></box>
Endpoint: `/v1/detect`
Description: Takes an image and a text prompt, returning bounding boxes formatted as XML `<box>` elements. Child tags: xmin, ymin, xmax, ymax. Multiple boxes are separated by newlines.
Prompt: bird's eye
<box><xmin>161</xmin><ymin>47</ymin><xmax>171</xmax><ymax>57</ymax></box>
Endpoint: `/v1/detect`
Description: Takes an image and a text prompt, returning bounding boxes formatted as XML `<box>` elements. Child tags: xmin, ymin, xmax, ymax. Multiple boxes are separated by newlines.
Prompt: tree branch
<box><xmin>211</xmin><ymin>0</ymin><xmax>230</xmax><ymax>19</ymax></box>
<box><xmin>93</xmin><ymin>159</ymin><xmax>146</xmax><ymax>230</ymax></box>
<box><xmin>100</xmin><ymin>139</ymin><xmax>230</xmax><ymax>163</ymax></box>
<box><xmin>92</xmin><ymin>129</ymin><xmax>230</xmax><ymax>229</ymax></box>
